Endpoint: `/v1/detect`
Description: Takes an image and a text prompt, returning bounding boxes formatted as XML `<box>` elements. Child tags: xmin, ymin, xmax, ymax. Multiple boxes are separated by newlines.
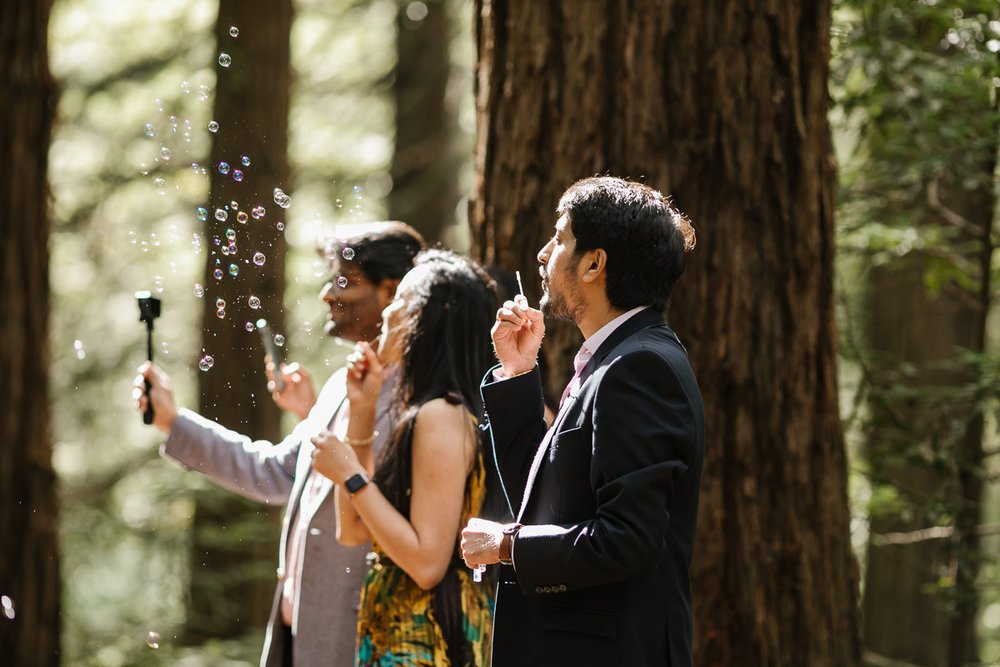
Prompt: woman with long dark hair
<box><xmin>311</xmin><ymin>249</ymin><xmax>497</xmax><ymax>666</ymax></box>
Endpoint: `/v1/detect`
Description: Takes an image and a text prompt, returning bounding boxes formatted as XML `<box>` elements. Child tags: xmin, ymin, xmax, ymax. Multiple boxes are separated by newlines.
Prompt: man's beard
<box><xmin>539</xmin><ymin>271</ymin><xmax>584</xmax><ymax>323</ymax></box>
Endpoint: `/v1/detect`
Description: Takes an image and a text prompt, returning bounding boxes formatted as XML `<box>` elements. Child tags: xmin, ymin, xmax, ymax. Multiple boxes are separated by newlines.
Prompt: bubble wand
<box><xmin>135</xmin><ymin>291</ymin><xmax>161</xmax><ymax>425</ymax></box>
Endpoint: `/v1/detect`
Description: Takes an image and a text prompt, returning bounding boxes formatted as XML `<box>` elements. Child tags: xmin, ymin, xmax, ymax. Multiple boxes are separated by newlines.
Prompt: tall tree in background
<box><xmin>188</xmin><ymin>0</ymin><xmax>293</xmax><ymax>640</ymax></box>
<box><xmin>0</xmin><ymin>2</ymin><xmax>60</xmax><ymax>664</ymax></box>
<box><xmin>470</xmin><ymin>1</ymin><xmax>860</xmax><ymax>665</ymax></box>
<box><xmin>389</xmin><ymin>0</ymin><xmax>460</xmax><ymax>244</ymax></box>
<box><xmin>834</xmin><ymin>3</ymin><xmax>998</xmax><ymax>664</ymax></box>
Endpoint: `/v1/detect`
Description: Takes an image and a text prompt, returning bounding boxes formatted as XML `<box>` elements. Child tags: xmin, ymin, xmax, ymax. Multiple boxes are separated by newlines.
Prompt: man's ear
<box><xmin>580</xmin><ymin>249</ymin><xmax>607</xmax><ymax>284</ymax></box>
<box><xmin>376</xmin><ymin>278</ymin><xmax>400</xmax><ymax>308</ymax></box>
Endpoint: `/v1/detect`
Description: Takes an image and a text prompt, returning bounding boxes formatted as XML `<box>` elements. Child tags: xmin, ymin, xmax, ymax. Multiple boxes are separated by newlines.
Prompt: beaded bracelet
<box><xmin>344</xmin><ymin>430</ymin><xmax>379</xmax><ymax>447</ymax></box>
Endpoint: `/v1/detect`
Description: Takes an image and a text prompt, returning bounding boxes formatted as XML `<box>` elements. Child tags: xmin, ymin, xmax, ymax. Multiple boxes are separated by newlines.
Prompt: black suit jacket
<box><xmin>482</xmin><ymin>308</ymin><xmax>705</xmax><ymax>667</ymax></box>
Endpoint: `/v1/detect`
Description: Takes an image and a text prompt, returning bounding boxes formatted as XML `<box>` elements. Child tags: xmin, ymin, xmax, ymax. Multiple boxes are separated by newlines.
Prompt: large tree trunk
<box><xmin>389</xmin><ymin>0</ymin><xmax>460</xmax><ymax>245</ymax></box>
<box><xmin>0</xmin><ymin>2</ymin><xmax>60</xmax><ymax>664</ymax></box>
<box><xmin>470</xmin><ymin>1</ymin><xmax>860</xmax><ymax>665</ymax></box>
<box><xmin>187</xmin><ymin>0</ymin><xmax>293</xmax><ymax>641</ymax></box>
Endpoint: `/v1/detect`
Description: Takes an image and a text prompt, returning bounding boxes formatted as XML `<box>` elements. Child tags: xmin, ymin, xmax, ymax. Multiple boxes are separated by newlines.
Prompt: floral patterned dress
<box><xmin>356</xmin><ymin>449</ymin><xmax>493</xmax><ymax>666</ymax></box>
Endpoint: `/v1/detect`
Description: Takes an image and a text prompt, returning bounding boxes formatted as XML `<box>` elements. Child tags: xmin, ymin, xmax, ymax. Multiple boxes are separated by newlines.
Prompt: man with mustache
<box><xmin>462</xmin><ymin>177</ymin><xmax>705</xmax><ymax>667</ymax></box>
<box><xmin>135</xmin><ymin>221</ymin><xmax>424</xmax><ymax>667</ymax></box>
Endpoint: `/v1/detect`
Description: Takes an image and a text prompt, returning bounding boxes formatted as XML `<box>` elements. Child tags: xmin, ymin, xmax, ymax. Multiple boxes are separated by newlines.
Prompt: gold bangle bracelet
<box><xmin>344</xmin><ymin>430</ymin><xmax>379</xmax><ymax>447</ymax></box>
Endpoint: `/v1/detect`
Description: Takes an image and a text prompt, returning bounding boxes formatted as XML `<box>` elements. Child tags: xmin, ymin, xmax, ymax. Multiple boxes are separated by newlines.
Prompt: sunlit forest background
<box><xmin>2</xmin><ymin>0</ymin><xmax>999</xmax><ymax>665</ymax></box>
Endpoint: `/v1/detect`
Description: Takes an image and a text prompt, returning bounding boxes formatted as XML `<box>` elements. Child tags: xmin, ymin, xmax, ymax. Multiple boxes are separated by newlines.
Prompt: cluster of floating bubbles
<box><xmin>273</xmin><ymin>188</ymin><xmax>291</xmax><ymax>209</ymax></box>
<box><xmin>137</xmin><ymin>52</ymin><xmax>302</xmax><ymax>372</ymax></box>
<box><xmin>73</xmin><ymin>339</ymin><xmax>86</xmax><ymax>360</ymax></box>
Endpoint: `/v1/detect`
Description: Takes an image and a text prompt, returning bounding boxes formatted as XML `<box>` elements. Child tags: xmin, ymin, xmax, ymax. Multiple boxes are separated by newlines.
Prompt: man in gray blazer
<box><xmin>136</xmin><ymin>222</ymin><xmax>424</xmax><ymax>667</ymax></box>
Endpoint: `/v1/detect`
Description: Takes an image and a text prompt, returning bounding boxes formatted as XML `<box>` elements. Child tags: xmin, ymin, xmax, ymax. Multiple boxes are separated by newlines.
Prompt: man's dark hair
<box><xmin>558</xmin><ymin>176</ymin><xmax>696</xmax><ymax>311</ymax></box>
<box><xmin>319</xmin><ymin>220</ymin><xmax>426</xmax><ymax>284</ymax></box>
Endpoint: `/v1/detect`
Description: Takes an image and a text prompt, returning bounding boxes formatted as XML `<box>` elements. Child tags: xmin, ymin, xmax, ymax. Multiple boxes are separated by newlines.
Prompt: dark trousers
<box><xmin>282</xmin><ymin>624</ymin><xmax>293</xmax><ymax>667</ymax></box>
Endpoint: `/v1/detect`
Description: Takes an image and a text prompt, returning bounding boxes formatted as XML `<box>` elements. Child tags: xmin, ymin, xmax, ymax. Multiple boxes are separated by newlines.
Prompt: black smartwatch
<box><xmin>344</xmin><ymin>472</ymin><xmax>371</xmax><ymax>495</ymax></box>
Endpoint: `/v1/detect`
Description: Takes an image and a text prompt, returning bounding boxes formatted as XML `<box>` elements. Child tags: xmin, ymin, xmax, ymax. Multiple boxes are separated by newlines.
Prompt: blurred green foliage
<box><xmin>831</xmin><ymin>0</ymin><xmax>1000</xmax><ymax>660</ymax></box>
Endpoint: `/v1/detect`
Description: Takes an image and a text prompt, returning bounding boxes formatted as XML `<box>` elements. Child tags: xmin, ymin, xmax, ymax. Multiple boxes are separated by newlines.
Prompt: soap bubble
<box><xmin>253</xmin><ymin>252</ymin><xmax>266</xmax><ymax>266</ymax></box>
<box><xmin>152</xmin><ymin>178</ymin><xmax>166</xmax><ymax>195</ymax></box>
<box><xmin>180</xmin><ymin>80</ymin><xmax>191</xmax><ymax>94</ymax></box>
<box><xmin>274</xmin><ymin>334</ymin><xmax>285</xmax><ymax>347</ymax></box>
<box><xmin>341</xmin><ymin>247</ymin><xmax>355</xmax><ymax>261</ymax></box>
<box><xmin>199</xmin><ymin>355</ymin><xmax>215</xmax><ymax>371</ymax></box>
<box><xmin>218</xmin><ymin>52</ymin><xmax>232</xmax><ymax>68</ymax></box>
<box><xmin>337</xmin><ymin>275</ymin><xmax>348</xmax><ymax>288</ymax></box>
<box><xmin>214</xmin><ymin>269</ymin><xmax>224</xmax><ymax>280</ymax></box>
<box><xmin>335</xmin><ymin>198</ymin><xmax>343</xmax><ymax>208</ymax></box>
<box><xmin>229</xmin><ymin>26</ymin><xmax>239</xmax><ymax>37</ymax></box>
<box><xmin>73</xmin><ymin>339</ymin><xmax>86</xmax><ymax>360</ymax></box>
<box><xmin>218</xmin><ymin>162</ymin><xmax>230</xmax><ymax>175</ymax></box>
<box><xmin>241</xmin><ymin>155</ymin><xmax>251</xmax><ymax>166</ymax></box>
<box><xmin>208</xmin><ymin>120</ymin><xmax>219</xmax><ymax>132</ymax></box>
<box><xmin>193</xmin><ymin>283</ymin><xmax>205</xmax><ymax>297</ymax></box>
<box><xmin>153</xmin><ymin>276</ymin><xmax>165</xmax><ymax>293</ymax></box>
<box><xmin>230</xmin><ymin>200</ymin><xmax>239</xmax><ymax>210</ymax></box>
<box><xmin>215</xmin><ymin>208</ymin><xmax>228</xmax><ymax>222</ymax></box>
<box><xmin>159</xmin><ymin>146</ymin><xmax>171</xmax><ymax>161</ymax></box>
<box><xmin>143</xmin><ymin>123</ymin><xmax>155</xmax><ymax>137</ymax></box>
<box><xmin>229</xmin><ymin>264</ymin><xmax>239</xmax><ymax>277</ymax></box>
<box><xmin>226</xmin><ymin>228</ymin><xmax>237</xmax><ymax>241</ymax></box>
<box><xmin>236</xmin><ymin>211</ymin><xmax>248</xmax><ymax>224</ymax></box>
<box><xmin>245</xmin><ymin>321</ymin><xmax>255</xmax><ymax>332</ymax></box>
<box><xmin>146</xmin><ymin>631</ymin><xmax>160</xmax><ymax>649</ymax></box>
<box><xmin>248</xmin><ymin>295</ymin><xmax>261</xmax><ymax>309</ymax></box>
<box><xmin>228</xmin><ymin>242</ymin><xmax>237</xmax><ymax>254</ymax></box>
<box><xmin>196</xmin><ymin>207</ymin><xmax>208</xmax><ymax>221</ymax></box>
<box><xmin>233</xmin><ymin>170</ymin><xmax>244</xmax><ymax>182</ymax></box>
<box><xmin>1</xmin><ymin>596</ymin><xmax>14</xmax><ymax>620</ymax></box>
<box><xmin>128</xmin><ymin>231</ymin><xmax>138</xmax><ymax>245</ymax></box>
<box><xmin>216</xmin><ymin>308</ymin><xmax>226</xmax><ymax>319</ymax></box>
<box><xmin>251</xmin><ymin>205</ymin><xmax>265</xmax><ymax>219</ymax></box>
<box><xmin>212</xmin><ymin>235</ymin><xmax>221</xmax><ymax>247</ymax></box>
<box><xmin>215</xmin><ymin>298</ymin><xmax>226</xmax><ymax>309</ymax></box>
<box><xmin>275</xmin><ymin>221</ymin><xmax>285</xmax><ymax>231</ymax></box>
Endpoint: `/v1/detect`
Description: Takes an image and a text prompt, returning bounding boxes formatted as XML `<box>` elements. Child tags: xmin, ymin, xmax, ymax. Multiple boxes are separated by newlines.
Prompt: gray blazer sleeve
<box><xmin>161</xmin><ymin>407</ymin><xmax>309</xmax><ymax>505</ymax></box>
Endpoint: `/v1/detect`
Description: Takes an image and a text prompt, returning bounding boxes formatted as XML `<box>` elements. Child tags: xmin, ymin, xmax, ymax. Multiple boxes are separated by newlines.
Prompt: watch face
<box><xmin>345</xmin><ymin>473</ymin><xmax>369</xmax><ymax>494</ymax></box>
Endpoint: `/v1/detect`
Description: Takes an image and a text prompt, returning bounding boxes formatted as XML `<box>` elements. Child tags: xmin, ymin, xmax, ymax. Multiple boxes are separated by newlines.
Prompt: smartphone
<box><xmin>256</xmin><ymin>318</ymin><xmax>285</xmax><ymax>391</ymax></box>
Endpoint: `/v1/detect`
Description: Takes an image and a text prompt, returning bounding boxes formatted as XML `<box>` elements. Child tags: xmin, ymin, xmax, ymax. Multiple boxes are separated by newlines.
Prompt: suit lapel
<box><xmin>516</xmin><ymin>308</ymin><xmax>668</xmax><ymax>520</ymax></box>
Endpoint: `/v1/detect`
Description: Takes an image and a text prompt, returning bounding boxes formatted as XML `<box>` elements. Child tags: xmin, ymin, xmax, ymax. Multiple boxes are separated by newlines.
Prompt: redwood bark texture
<box><xmin>0</xmin><ymin>1</ymin><xmax>60</xmax><ymax>664</ymax></box>
<box><xmin>471</xmin><ymin>2</ymin><xmax>860</xmax><ymax>665</ymax></box>
<box><xmin>188</xmin><ymin>0</ymin><xmax>292</xmax><ymax>640</ymax></box>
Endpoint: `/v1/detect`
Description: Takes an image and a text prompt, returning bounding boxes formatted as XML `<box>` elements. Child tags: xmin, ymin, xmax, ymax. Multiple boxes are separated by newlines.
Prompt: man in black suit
<box><xmin>461</xmin><ymin>176</ymin><xmax>705</xmax><ymax>667</ymax></box>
